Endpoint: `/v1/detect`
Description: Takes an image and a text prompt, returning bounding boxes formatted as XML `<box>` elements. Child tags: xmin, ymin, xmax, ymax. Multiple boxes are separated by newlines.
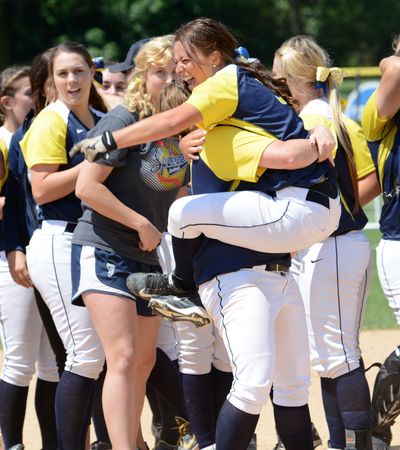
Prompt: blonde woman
<box><xmin>272</xmin><ymin>35</ymin><xmax>377</xmax><ymax>450</ymax></box>
<box><xmin>72</xmin><ymin>36</ymin><xmax>189</xmax><ymax>450</ymax></box>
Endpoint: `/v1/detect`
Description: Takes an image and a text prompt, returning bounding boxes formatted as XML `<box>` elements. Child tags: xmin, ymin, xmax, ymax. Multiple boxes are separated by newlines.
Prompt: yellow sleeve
<box><xmin>344</xmin><ymin>117</ymin><xmax>375</xmax><ymax>179</ymax></box>
<box><xmin>201</xmin><ymin>125</ymin><xmax>275</xmax><ymax>182</ymax></box>
<box><xmin>0</xmin><ymin>138</ymin><xmax>9</xmax><ymax>191</ymax></box>
<box><xmin>361</xmin><ymin>91</ymin><xmax>391</xmax><ymax>141</ymax></box>
<box><xmin>186</xmin><ymin>66</ymin><xmax>239</xmax><ymax>130</ymax></box>
<box><xmin>20</xmin><ymin>109</ymin><xmax>68</xmax><ymax>169</ymax></box>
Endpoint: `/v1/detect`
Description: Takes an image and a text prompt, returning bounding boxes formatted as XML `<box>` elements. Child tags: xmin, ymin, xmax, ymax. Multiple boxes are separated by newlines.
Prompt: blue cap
<box><xmin>108</xmin><ymin>38</ymin><xmax>150</xmax><ymax>73</ymax></box>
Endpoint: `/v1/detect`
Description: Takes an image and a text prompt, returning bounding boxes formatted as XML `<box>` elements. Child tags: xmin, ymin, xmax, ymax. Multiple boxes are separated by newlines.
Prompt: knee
<box><xmin>167</xmin><ymin>197</ymin><xmax>186</xmax><ymax>236</ymax></box>
<box><xmin>137</xmin><ymin>350</ymin><xmax>157</xmax><ymax>382</ymax></box>
<box><xmin>272</xmin><ymin>378</ymin><xmax>310</xmax><ymax>408</ymax></box>
<box><xmin>1</xmin><ymin>365</ymin><xmax>35</xmax><ymax>387</ymax></box>
<box><xmin>108</xmin><ymin>347</ymin><xmax>138</xmax><ymax>377</ymax></box>
<box><xmin>228</xmin><ymin>380</ymin><xmax>271</xmax><ymax>415</ymax></box>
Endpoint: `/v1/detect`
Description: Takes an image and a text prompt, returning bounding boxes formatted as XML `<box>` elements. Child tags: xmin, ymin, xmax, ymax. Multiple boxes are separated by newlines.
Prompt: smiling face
<box><xmin>174</xmin><ymin>40</ymin><xmax>221</xmax><ymax>91</ymax></box>
<box><xmin>52</xmin><ymin>51</ymin><xmax>94</xmax><ymax>111</ymax></box>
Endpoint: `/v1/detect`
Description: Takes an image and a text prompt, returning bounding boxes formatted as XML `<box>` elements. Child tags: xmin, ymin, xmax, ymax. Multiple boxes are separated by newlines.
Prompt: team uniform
<box><xmin>0</xmin><ymin>123</ymin><xmax>58</xmax><ymax>449</ymax></box>
<box><xmin>166</xmin><ymin>64</ymin><xmax>341</xmax><ymax>255</ymax></box>
<box><xmin>363</xmin><ymin>92</ymin><xmax>400</xmax><ymax>322</ymax></box>
<box><xmin>20</xmin><ymin>99</ymin><xmax>105</xmax><ymax>450</ymax></box>
<box><xmin>289</xmin><ymin>98</ymin><xmax>374</xmax><ymax>449</ymax></box>
<box><xmin>362</xmin><ymin>91</ymin><xmax>400</xmax><ymax>448</ymax></box>
<box><xmin>293</xmin><ymin>98</ymin><xmax>374</xmax><ymax>377</ymax></box>
<box><xmin>179</xmin><ymin>63</ymin><xmax>325</xmax><ymax>450</ymax></box>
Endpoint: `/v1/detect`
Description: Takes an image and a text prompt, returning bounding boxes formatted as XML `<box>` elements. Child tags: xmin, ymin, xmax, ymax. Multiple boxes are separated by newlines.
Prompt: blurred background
<box><xmin>0</xmin><ymin>0</ymin><xmax>397</xmax><ymax>330</ymax></box>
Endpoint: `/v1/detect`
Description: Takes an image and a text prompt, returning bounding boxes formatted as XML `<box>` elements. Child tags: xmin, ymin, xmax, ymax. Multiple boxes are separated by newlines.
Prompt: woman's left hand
<box><xmin>309</xmin><ymin>125</ymin><xmax>335</xmax><ymax>165</ymax></box>
<box><xmin>179</xmin><ymin>129</ymin><xmax>207</xmax><ymax>162</ymax></box>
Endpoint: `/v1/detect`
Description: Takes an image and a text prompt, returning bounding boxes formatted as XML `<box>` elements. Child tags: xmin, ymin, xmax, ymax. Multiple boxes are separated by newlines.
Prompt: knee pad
<box><xmin>371</xmin><ymin>346</ymin><xmax>400</xmax><ymax>434</ymax></box>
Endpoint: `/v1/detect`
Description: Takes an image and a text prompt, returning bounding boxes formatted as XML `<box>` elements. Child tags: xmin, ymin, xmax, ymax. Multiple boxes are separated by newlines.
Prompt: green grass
<box><xmin>363</xmin><ymin>229</ymin><xmax>397</xmax><ymax>329</ymax></box>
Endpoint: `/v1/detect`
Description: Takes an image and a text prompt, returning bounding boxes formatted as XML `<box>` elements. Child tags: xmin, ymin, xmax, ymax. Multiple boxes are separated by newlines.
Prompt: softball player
<box><xmin>272</xmin><ymin>36</ymin><xmax>376</xmax><ymax>450</ymax></box>
<box><xmin>159</xmin><ymin>229</ymin><xmax>233</xmax><ymax>450</ymax></box>
<box><xmin>70</xmin><ymin>36</ymin><xmax>189</xmax><ymax>450</ymax></box>
<box><xmin>20</xmin><ymin>42</ymin><xmax>107</xmax><ymax>450</ymax></box>
<box><xmin>361</xmin><ymin>42</ymin><xmax>400</xmax><ymax>449</ymax></box>
<box><xmin>0</xmin><ymin>65</ymin><xmax>59</xmax><ymax>450</ymax></box>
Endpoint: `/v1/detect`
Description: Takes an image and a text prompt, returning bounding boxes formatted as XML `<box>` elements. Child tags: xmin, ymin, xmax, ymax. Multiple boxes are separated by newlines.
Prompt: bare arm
<box><xmin>30</xmin><ymin>163</ymin><xmax>82</xmax><ymax>205</ymax></box>
<box><xmin>113</xmin><ymin>103</ymin><xmax>202</xmax><ymax>149</ymax></box>
<box><xmin>180</xmin><ymin>125</ymin><xmax>332</xmax><ymax>170</ymax></box>
<box><xmin>376</xmin><ymin>55</ymin><xmax>400</xmax><ymax>119</ymax></box>
<box><xmin>75</xmin><ymin>160</ymin><xmax>161</xmax><ymax>251</ymax></box>
<box><xmin>358</xmin><ymin>171</ymin><xmax>381</xmax><ymax>207</ymax></box>
<box><xmin>70</xmin><ymin>103</ymin><xmax>203</xmax><ymax>162</ymax></box>
<box><xmin>259</xmin><ymin>139</ymin><xmax>319</xmax><ymax>169</ymax></box>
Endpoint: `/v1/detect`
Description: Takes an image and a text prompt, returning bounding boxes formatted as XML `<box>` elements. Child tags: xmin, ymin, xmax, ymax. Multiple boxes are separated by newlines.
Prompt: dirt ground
<box><xmin>12</xmin><ymin>329</ymin><xmax>400</xmax><ymax>449</ymax></box>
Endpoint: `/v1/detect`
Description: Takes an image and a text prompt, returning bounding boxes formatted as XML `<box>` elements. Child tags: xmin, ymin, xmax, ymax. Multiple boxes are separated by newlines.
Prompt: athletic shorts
<box><xmin>71</xmin><ymin>244</ymin><xmax>161</xmax><ymax>317</ymax></box>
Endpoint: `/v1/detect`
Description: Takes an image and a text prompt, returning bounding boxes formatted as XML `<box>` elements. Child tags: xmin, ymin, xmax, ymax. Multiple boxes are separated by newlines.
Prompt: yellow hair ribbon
<box><xmin>316</xmin><ymin>66</ymin><xmax>346</xmax><ymax>85</ymax></box>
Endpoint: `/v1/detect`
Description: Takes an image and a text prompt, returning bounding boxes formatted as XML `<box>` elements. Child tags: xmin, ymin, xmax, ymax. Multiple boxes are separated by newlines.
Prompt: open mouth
<box><xmin>182</xmin><ymin>77</ymin><xmax>196</xmax><ymax>89</ymax></box>
<box><xmin>68</xmin><ymin>87</ymin><xmax>81</xmax><ymax>95</ymax></box>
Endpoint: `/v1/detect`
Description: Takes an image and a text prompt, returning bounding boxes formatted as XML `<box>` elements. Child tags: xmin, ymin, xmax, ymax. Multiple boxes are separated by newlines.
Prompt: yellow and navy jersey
<box><xmin>20</xmin><ymin>100</ymin><xmax>103</xmax><ymax>223</ymax></box>
<box><xmin>187</xmin><ymin>64</ymin><xmax>335</xmax><ymax>194</ymax></box>
<box><xmin>0</xmin><ymin>126</ymin><xmax>12</xmax><ymax>192</ymax></box>
<box><xmin>300</xmin><ymin>98</ymin><xmax>375</xmax><ymax>236</ymax></box>
<box><xmin>362</xmin><ymin>91</ymin><xmax>400</xmax><ymax>239</ymax></box>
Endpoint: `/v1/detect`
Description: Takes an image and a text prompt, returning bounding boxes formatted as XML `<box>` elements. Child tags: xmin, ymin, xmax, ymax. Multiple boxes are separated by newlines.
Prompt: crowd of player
<box><xmin>0</xmin><ymin>16</ymin><xmax>399</xmax><ymax>450</ymax></box>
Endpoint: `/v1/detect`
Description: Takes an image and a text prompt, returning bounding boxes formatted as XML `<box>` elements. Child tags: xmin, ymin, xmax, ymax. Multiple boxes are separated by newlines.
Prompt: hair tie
<box><xmin>235</xmin><ymin>46</ymin><xmax>259</xmax><ymax>64</ymax></box>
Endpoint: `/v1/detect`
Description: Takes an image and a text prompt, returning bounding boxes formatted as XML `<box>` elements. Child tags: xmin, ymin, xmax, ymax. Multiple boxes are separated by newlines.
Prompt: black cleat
<box><xmin>127</xmin><ymin>272</ymin><xmax>193</xmax><ymax>300</ymax></box>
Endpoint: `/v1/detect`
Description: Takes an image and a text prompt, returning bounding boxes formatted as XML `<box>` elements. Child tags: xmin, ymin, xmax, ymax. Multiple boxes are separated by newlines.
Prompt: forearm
<box><xmin>113</xmin><ymin>104</ymin><xmax>202</xmax><ymax>149</ymax></box>
<box><xmin>259</xmin><ymin>139</ymin><xmax>318</xmax><ymax>169</ymax></box>
<box><xmin>32</xmin><ymin>164</ymin><xmax>81</xmax><ymax>204</ymax></box>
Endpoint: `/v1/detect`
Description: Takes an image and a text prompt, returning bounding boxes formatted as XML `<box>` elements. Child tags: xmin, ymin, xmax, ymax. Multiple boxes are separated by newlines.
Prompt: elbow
<box><xmin>32</xmin><ymin>188</ymin><xmax>49</xmax><ymax>205</ymax></box>
<box><xmin>75</xmin><ymin>181</ymin><xmax>89</xmax><ymax>202</ymax></box>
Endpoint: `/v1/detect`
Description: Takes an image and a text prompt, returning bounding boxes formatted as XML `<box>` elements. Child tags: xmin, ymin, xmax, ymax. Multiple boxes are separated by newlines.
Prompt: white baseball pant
<box><xmin>199</xmin><ymin>267</ymin><xmax>311</xmax><ymax>415</ymax></box>
<box><xmin>376</xmin><ymin>239</ymin><xmax>400</xmax><ymax>325</ymax></box>
<box><xmin>0</xmin><ymin>252</ymin><xmax>58</xmax><ymax>386</ymax></box>
<box><xmin>26</xmin><ymin>221</ymin><xmax>105</xmax><ymax>379</ymax></box>
<box><xmin>167</xmin><ymin>186</ymin><xmax>341</xmax><ymax>253</ymax></box>
<box><xmin>292</xmin><ymin>230</ymin><xmax>371</xmax><ymax>378</ymax></box>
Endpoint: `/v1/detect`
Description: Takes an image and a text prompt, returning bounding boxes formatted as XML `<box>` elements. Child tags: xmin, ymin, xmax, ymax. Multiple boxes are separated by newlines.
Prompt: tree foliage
<box><xmin>0</xmin><ymin>0</ymin><xmax>399</xmax><ymax>69</ymax></box>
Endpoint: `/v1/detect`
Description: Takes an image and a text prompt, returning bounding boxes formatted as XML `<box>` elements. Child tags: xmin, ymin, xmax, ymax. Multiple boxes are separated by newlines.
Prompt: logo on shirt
<box><xmin>140</xmin><ymin>138</ymin><xmax>188</xmax><ymax>191</ymax></box>
<box><xmin>106</xmin><ymin>263</ymin><xmax>115</xmax><ymax>278</ymax></box>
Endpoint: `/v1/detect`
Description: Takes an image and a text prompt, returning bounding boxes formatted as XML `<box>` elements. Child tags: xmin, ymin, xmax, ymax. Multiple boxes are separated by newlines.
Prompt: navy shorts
<box><xmin>71</xmin><ymin>244</ymin><xmax>162</xmax><ymax>317</ymax></box>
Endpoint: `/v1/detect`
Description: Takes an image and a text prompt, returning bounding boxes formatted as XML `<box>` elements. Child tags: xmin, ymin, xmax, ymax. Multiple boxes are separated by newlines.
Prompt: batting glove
<box><xmin>69</xmin><ymin>131</ymin><xmax>117</xmax><ymax>162</ymax></box>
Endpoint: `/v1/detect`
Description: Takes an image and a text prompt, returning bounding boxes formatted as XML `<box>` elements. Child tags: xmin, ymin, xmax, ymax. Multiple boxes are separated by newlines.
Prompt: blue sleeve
<box><xmin>3</xmin><ymin>128</ymin><xmax>36</xmax><ymax>254</ymax></box>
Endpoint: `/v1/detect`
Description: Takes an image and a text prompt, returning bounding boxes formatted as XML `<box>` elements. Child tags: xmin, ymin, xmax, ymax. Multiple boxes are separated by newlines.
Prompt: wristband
<box><xmin>101</xmin><ymin>130</ymin><xmax>118</xmax><ymax>151</ymax></box>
